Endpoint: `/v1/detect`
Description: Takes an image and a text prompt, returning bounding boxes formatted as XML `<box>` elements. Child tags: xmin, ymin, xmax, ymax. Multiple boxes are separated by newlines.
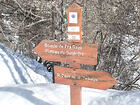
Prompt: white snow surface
<box><xmin>0</xmin><ymin>43</ymin><xmax>52</xmax><ymax>86</ymax></box>
<box><xmin>0</xmin><ymin>83</ymin><xmax>140</xmax><ymax>105</ymax></box>
<box><xmin>0</xmin><ymin>43</ymin><xmax>140</xmax><ymax>105</ymax></box>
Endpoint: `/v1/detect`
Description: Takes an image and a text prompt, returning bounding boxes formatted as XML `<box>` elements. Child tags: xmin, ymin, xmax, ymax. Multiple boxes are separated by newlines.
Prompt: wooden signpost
<box><xmin>67</xmin><ymin>3</ymin><xmax>82</xmax><ymax>43</ymax></box>
<box><xmin>34</xmin><ymin>3</ymin><xmax>117</xmax><ymax>105</ymax></box>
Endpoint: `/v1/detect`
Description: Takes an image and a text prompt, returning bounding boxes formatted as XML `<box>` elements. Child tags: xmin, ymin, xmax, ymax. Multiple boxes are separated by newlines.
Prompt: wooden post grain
<box><xmin>70</xmin><ymin>85</ymin><xmax>81</xmax><ymax>105</ymax></box>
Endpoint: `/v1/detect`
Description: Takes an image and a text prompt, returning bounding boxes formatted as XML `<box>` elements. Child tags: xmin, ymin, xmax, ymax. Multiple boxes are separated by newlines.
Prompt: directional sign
<box><xmin>34</xmin><ymin>40</ymin><xmax>97</xmax><ymax>65</ymax></box>
<box><xmin>54</xmin><ymin>66</ymin><xmax>117</xmax><ymax>90</ymax></box>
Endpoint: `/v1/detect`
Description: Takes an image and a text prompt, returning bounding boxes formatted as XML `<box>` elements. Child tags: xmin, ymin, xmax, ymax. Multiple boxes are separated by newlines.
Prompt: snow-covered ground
<box><xmin>0</xmin><ymin>43</ymin><xmax>140</xmax><ymax>105</ymax></box>
<box><xmin>0</xmin><ymin>83</ymin><xmax>140</xmax><ymax>105</ymax></box>
<box><xmin>0</xmin><ymin>43</ymin><xmax>53</xmax><ymax>86</ymax></box>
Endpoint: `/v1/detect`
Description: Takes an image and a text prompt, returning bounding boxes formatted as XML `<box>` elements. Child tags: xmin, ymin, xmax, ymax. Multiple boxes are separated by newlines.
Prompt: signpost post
<box><xmin>67</xmin><ymin>4</ymin><xmax>83</xmax><ymax>104</ymax></box>
<box><xmin>34</xmin><ymin>3</ymin><xmax>117</xmax><ymax>105</ymax></box>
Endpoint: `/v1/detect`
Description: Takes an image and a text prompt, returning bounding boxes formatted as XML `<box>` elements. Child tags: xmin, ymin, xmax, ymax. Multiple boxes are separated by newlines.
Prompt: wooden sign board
<box><xmin>67</xmin><ymin>3</ymin><xmax>82</xmax><ymax>43</ymax></box>
<box><xmin>54</xmin><ymin>66</ymin><xmax>117</xmax><ymax>90</ymax></box>
<box><xmin>34</xmin><ymin>40</ymin><xmax>97</xmax><ymax>65</ymax></box>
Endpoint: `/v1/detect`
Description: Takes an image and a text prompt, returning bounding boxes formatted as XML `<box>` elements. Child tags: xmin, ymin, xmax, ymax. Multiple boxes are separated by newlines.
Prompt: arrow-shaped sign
<box><xmin>54</xmin><ymin>66</ymin><xmax>117</xmax><ymax>90</ymax></box>
<box><xmin>34</xmin><ymin>40</ymin><xmax>98</xmax><ymax>65</ymax></box>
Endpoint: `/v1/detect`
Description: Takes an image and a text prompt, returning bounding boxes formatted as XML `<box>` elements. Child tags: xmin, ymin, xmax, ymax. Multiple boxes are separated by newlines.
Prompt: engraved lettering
<box><xmin>45</xmin><ymin>49</ymin><xmax>84</xmax><ymax>56</ymax></box>
<box><xmin>56</xmin><ymin>73</ymin><xmax>98</xmax><ymax>82</ymax></box>
<box><xmin>44</xmin><ymin>43</ymin><xmax>58</xmax><ymax>48</ymax></box>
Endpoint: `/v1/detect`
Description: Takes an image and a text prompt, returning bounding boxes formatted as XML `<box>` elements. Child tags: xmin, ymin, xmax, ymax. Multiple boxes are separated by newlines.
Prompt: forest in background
<box><xmin>0</xmin><ymin>0</ymin><xmax>139</xmax><ymax>90</ymax></box>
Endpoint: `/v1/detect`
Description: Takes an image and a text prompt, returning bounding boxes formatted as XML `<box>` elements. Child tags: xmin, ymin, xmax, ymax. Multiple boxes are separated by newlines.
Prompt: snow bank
<box><xmin>0</xmin><ymin>83</ymin><xmax>140</xmax><ymax>105</ymax></box>
<box><xmin>83</xmin><ymin>88</ymin><xmax>140</xmax><ymax>105</ymax></box>
<box><xmin>0</xmin><ymin>43</ymin><xmax>52</xmax><ymax>86</ymax></box>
